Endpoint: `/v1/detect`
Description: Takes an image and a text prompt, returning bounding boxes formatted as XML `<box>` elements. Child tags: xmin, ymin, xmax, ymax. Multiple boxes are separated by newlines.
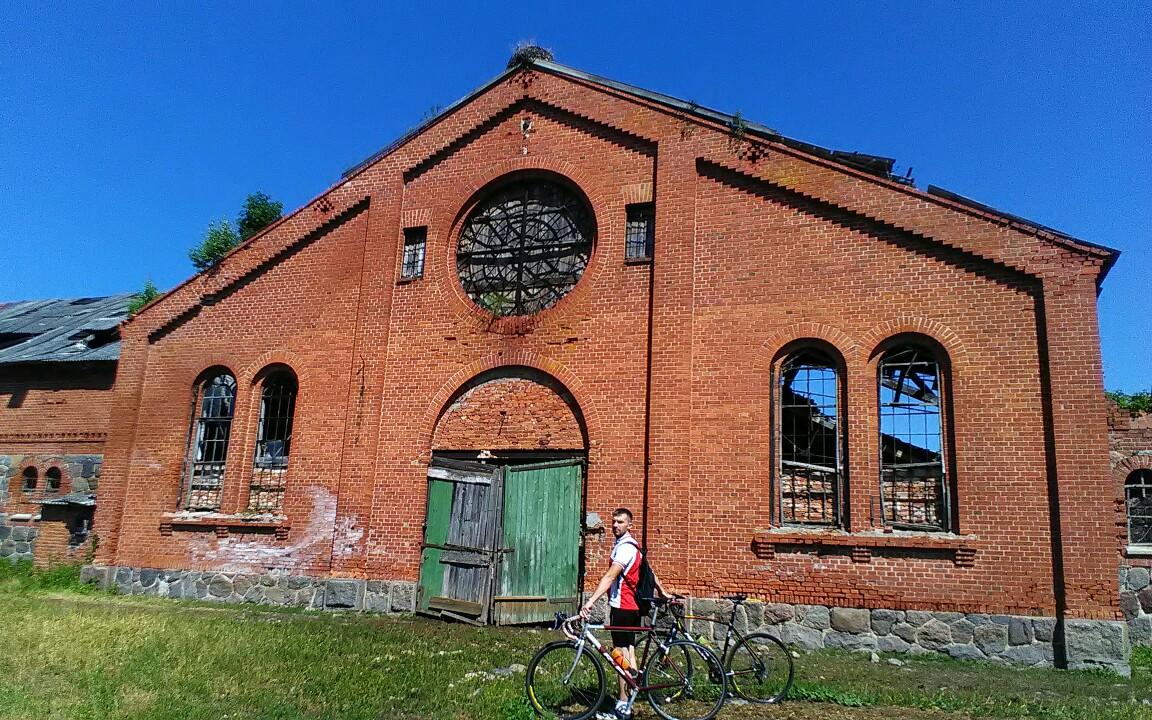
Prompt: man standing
<box><xmin>580</xmin><ymin>507</ymin><xmax>665</xmax><ymax>720</ymax></box>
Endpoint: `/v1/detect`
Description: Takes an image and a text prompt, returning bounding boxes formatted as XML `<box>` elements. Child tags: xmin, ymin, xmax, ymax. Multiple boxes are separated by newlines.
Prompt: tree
<box><xmin>237</xmin><ymin>191</ymin><xmax>283</xmax><ymax>241</ymax></box>
<box><xmin>127</xmin><ymin>278</ymin><xmax>161</xmax><ymax>315</ymax></box>
<box><xmin>188</xmin><ymin>219</ymin><xmax>240</xmax><ymax>271</ymax></box>
<box><xmin>187</xmin><ymin>192</ymin><xmax>283</xmax><ymax>272</ymax></box>
<box><xmin>1108</xmin><ymin>390</ymin><xmax>1152</xmax><ymax>414</ymax></box>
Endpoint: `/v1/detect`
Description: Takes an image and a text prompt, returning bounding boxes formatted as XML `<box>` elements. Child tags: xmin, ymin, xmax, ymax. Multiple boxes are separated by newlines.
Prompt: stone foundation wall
<box><xmin>0</xmin><ymin>523</ymin><xmax>38</xmax><ymax>562</ymax></box>
<box><xmin>584</xmin><ymin>596</ymin><xmax>1130</xmax><ymax>676</ymax></box>
<box><xmin>1120</xmin><ymin>566</ymin><xmax>1152</xmax><ymax>646</ymax></box>
<box><xmin>81</xmin><ymin>565</ymin><xmax>417</xmax><ymax>614</ymax></box>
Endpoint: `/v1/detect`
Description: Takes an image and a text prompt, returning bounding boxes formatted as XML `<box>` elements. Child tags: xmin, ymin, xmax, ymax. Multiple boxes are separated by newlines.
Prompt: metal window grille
<box><xmin>778</xmin><ymin>349</ymin><xmax>842</xmax><ymax>525</ymax></box>
<box><xmin>401</xmin><ymin>227</ymin><xmax>426</xmax><ymax>279</ymax></box>
<box><xmin>456</xmin><ymin>179</ymin><xmax>595</xmax><ymax>316</ymax></box>
<box><xmin>878</xmin><ymin>347</ymin><xmax>949</xmax><ymax>530</ymax></box>
<box><xmin>249</xmin><ymin>371</ymin><xmax>297</xmax><ymax>513</ymax></box>
<box><xmin>1127</xmin><ymin>469</ymin><xmax>1152</xmax><ymax>546</ymax></box>
<box><xmin>22</xmin><ymin>467</ymin><xmax>37</xmax><ymax>491</ymax></box>
<box><xmin>625</xmin><ymin>203</ymin><xmax>654</xmax><ymax>260</ymax></box>
<box><xmin>183</xmin><ymin>372</ymin><xmax>236</xmax><ymax>511</ymax></box>
<box><xmin>45</xmin><ymin>467</ymin><xmax>61</xmax><ymax>493</ymax></box>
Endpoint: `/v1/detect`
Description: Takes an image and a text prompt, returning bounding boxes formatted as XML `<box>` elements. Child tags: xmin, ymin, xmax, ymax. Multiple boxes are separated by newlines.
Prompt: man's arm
<box><xmin>580</xmin><ymin>562</ymin><xmax>624</xmax><ymax>618</ymax></box>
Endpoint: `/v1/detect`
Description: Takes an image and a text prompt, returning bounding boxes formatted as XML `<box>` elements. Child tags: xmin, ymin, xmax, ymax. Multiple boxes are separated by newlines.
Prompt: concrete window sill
<box><xmin>159</xmin><ymin>513</ymin><xmax>290</xmax><ymax>540</ymax></box>
<box><xmin>752</xmin><ymin>529</ymin><xmax>978</xmax><ymax>566</ymax></box>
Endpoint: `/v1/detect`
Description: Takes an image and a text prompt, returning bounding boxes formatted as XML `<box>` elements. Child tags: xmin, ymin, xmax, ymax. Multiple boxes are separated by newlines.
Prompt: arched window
<box><xmin>878</xmin><ymin>344</ymin><xmax>950</xmax><ymax>531</ymax></box>
<box><xmin>22</xmin><ymin>467</ymin><xmax>38</xmax><ymax>492</ymax></box>
<box><xmin>1126</xmin><ymin>469</ymin><xmax>1152</xmax><ymax>546</ymax></box>
<box><xmin>249</xmin><ymin>368</ymin><xmax>298</xmax><ymax>513</ymax></box>
<box><xmin>777</xmin><ymin>347</ymin><xmax>844</xmax><ymax>526</ymax></box>
<box><xmin>183</xmin><ymin>370</ymin><xmax>237</xmax><ymax>511</ymax></box>
<box><xmin>45</xmin><ymin>467</ymin><xmax>62</xmax><ymax>493</ymax></box>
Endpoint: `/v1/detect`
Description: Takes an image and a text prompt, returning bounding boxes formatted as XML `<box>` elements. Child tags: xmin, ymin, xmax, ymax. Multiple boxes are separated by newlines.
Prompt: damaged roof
<box><xmin>0</xmin><ymin>294</ymin><xmax>132</xmax><ymax>364</ymax></box>
<box><xmin>343</xmin><ymin>54</ymin><xmax>1118</xmax><ymax>276</ymax></box>
<box><xmin>34</xmin><ymin>491</ymin><xmax>97</xmax><ymax>507</ymax></box>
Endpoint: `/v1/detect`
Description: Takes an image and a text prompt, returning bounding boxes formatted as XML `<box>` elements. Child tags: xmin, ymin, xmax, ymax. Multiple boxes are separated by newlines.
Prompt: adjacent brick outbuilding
<box><xmin>83</xmin><ymin>55</ymin><xmax>1127</xmax><ymax>671</ymax></box>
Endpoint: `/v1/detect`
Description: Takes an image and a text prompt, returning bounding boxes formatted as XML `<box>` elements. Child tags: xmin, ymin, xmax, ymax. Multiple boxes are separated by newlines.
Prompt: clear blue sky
<box><xmin>1</xmin><ymin>3</ymin><xmax>1147</xmax><ymax>391</ymax></box>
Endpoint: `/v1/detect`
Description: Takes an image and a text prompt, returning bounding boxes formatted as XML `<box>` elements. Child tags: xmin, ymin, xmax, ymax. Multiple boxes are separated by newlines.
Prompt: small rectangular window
<box><xmin>625</xmin><ymin>203</ymin><xmax>654</xmax><ymax>261</ymax></box>
<box><xmin>401</xmin><ymin>227</ymin><xmax>427</xmax><ymax>280</ymax></box>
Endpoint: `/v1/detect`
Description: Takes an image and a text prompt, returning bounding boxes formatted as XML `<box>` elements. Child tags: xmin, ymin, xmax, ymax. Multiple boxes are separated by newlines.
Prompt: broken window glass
<box><xmin>779</xmin><ymin>349</ymin><xmax>843</xmax><ymax>526</ymax></box>
<box><xmin>249</xmin><ymin>369</ymin><xmax>297</xmax><ymax>513</ymax></box>
<box><xmin>184</xmin><ymin>371</ymin><xmax>236</xmax><ymax>511</ymax></box>
<box><xmin>457</xmin><ymin>179</ymin><xmax>595</xmax><ymax>316</ymax></box>
<box><xmin>879</xmin><ymin>346</ymin><xmax>949</xmax><ymax>531</ymax></box>
<box><xmin>401</xmin><ymin>227</ymin><xmax>427</xmax><ymax>280</ymax></box>
<box><xmin>1127</xmin><ymin>470</ymin><xmax>1152</xmax><ymax>546</ymax></box>
<box><xmin>625</xmin><ymin>203</ymin><xmax>654</xmax><ymax>260</ymax></box>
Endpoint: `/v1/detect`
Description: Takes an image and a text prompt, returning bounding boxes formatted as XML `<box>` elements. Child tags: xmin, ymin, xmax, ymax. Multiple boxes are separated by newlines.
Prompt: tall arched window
<box><xmin>45</xmin><ymin>467</ymin><xmax>62</xmax><ymax>493</ymax></box>
<box><xmin>249</xmin><ymin>368</ymin><xmax>298</xmax><ymax>513</ymax></box>
<box><xmin>777</xmin><ymin>347</ymin><xmax>844</xmax><ymax>526</ymax></box>
<box><xmin>878</xmin><ymin>344</ymin><xmax>950</xmax><ymax>531</ymax></box>
<box><xmin>183</xmin><ymin>370</ymin><xmax>237</xmax><ymax>511</ymax></box>
<box><xmin>1126</xmin><ymin>469</ymin><xmax>1152</xmax><ymax>546</ymax></box>
<box><xmin>22</xmin><ymin>467</ymin><xmax>38</xmax><ymax>492</ymax></box>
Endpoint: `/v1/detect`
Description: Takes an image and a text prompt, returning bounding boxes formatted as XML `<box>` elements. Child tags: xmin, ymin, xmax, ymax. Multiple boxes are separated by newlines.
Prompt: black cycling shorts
<box><xmin>609</xmin><ymin>607</ymin><xmax>642</xmax><ymax>648</ymax></box>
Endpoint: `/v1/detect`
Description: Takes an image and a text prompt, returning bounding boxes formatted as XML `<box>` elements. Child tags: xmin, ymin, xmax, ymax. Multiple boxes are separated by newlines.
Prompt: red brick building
<box><xmin>1112</xmin><ymin>400</ymin><xmax>1152</xmax><ymax>646</ymax></box>
<box><xmin>0</xmin><ymin>295</ymin><xmax>129</xmax><ymax>566</ymax></box>
<box><xmin>80</xmin><ymin>54</ymin><xmax>1128</xmax><ymax>670</ymax></box>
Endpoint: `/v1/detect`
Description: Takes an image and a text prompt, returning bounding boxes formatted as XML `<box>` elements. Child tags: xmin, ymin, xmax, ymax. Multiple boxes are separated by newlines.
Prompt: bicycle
<box><xmin>660</xmin><ymin>593</ymin><xmax>794</xmax><ymax>705</ymax></box>
<box><xmin>525</xmin><ymin>599</ymin><xmax>728</xmax><ymax>720</ymax></box>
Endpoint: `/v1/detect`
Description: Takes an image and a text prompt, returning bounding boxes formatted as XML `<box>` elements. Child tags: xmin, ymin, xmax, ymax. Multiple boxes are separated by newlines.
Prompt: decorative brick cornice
<box><xmin>0</xmin><ymin>432</ymin><xmax>107</xmax><ymax>444</ymax></box>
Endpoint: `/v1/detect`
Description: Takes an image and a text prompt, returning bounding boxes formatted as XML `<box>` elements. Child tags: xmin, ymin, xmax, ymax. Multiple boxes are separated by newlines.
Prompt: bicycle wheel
<box><xmin>525</xmin><ymin>640</ymin><xmax>607</xmax><ymax>720</ymax></box>
<box><xmin>726</xmin><ymin>632</ymin><xmax>794</xmax><ymax>704</ymax></box>
<box><xmin>643</xmin><ymin>640</ymin><xmax>727</xmax><ymax>720</ymax></box>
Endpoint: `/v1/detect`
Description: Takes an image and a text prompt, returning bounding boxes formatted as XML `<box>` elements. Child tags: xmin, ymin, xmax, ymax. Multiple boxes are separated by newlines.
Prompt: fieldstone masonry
<box><xmin>82</xmin><ymin>565</ymin><xmax>418</xmax><ymax>614</ymax></box>
<box><xmin>581</xmin><ymin>596</ymin><xmax>1129</xmax><ymax>675</ymax></box>
<box><xmin>1120</xmin><ymin>566</ymin><xmax>1152</xmax><ymax>647</ymax></box>
<box><xmin>0</xmin><ymin>523</ymin><xmax>38</xmax><ymax>563</ymax></box>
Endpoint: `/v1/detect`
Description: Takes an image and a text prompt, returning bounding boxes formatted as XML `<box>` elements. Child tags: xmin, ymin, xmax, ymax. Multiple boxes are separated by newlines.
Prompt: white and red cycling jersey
<box><xmin>609</xmin><ymin>532</ymin><xmax>643</xmax><ymax>611</ymax></box>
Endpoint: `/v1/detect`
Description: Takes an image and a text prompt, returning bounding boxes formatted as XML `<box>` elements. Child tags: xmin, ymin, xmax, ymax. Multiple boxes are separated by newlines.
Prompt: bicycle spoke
<box><xmin>526</xmin><ymin>641</ymin><xmax>607</xmax><ymax>720</ymax></box>
<box><xmin>643</xmin><ymin>641</ymin><xmax>726</xmax><ymax>720</ymax></box>
<box><xmin>726</xmin><ymin>632</ymin><xmax>794</xmax><ymax>704</ymax></box>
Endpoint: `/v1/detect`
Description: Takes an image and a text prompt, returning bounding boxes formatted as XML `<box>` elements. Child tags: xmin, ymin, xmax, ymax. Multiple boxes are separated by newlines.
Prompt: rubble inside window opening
<box><xmin>779</xmin><ymin>349</ymin><xmax>842</xmax><ymax>526</ymax></box>
<box><xmin>1126</xmin><ymin>469</ymin><xmax>1152</xmax><ymax>545</ymax></box>
<box><xmin>879</xmin><ymin>346</ymin><xmax>949</xmax><ymax>531</ymax></box>
<box><xmin>248</xmin><ymin>371</ymin><xmax>297</xmax><ymax>513</ymax></box>
<box><xmin>184</xmin><ymin>372</ymin><xmax>236</xmax><ymax>511</ymax></box>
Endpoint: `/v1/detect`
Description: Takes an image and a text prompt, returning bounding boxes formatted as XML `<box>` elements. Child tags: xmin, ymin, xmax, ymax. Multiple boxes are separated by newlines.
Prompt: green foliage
<box><xmin>1108</xmin><ymin>390</ymin><xmax>1152</xmax><ymax>414</ymax></box>
<box><xmin>126</xmin><ymin>278</ymin><xmax>160</xmax><ymax>315</ymax></box>
<box><xmin>188</xmin><ymin>219</ymin><xmax>240</xmax><ymax>271</ymax></box>
<box><xmin>0</xmin><ymin>560</ymin><xmax>96</xmax><ymax>594</ymax></box>
<box><xmin>236</xmin><ymin>191</ymin><xmax>284</xmax><ymax>241</ymax></box>
<box><xmin>187</xmin><ymin>192</ymin><xmax>283</xmax><ymax>272</ymax></box>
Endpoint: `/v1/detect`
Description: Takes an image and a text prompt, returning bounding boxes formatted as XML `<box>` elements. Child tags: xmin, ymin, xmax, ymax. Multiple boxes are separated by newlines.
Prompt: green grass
<box><xmin>1</xmin><ymin>562</ymin><xmax>1149</xmax><ymax>719</ymax></box>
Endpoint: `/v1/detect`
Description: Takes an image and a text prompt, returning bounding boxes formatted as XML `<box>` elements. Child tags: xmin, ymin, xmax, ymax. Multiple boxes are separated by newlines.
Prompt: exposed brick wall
<box><xmin>432</xmin><ymin>375</ymin><xmax>584</xmax><ymax>451</ymax></box>
<box><xmin>91</xmin><ymin>64</ymin><xmax>1118</xmax><ymax>628</ymax></box>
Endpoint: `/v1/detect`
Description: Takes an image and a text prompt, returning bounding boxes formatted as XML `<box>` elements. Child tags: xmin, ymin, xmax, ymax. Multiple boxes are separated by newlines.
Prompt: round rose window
<box><xmin>457</xmin><ymin>179</ymin><xmax>595</xmax><ymax>316</ymax></box>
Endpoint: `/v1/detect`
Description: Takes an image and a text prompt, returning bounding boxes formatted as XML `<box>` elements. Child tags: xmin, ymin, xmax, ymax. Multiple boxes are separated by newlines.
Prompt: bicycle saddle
<box><xmin>724</xmin><ymin>594</ymin><xmax>748</xmax><ymax>604</ymax></box>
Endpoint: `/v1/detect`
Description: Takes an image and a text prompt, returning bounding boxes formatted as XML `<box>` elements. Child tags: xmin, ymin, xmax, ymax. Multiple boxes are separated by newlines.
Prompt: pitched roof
<box><xmin>343</xmin><ymin>56</ymin><xmax>1117</xmax><ymax>275</ymax></box>
<box><xmin>0</xmin><ymin>294</ymin><xmax>132</xmax><ymax>364</ymax></box>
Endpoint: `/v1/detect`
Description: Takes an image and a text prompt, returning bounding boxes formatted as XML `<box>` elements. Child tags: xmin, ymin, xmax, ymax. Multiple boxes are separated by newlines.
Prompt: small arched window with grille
<box><xmin>1126</xmin><ymin>469</ymin><xmax>1152</xmax><ymax>547</ymax></box>
<box><xmin>878</xmin><ymin>344</ymin><xmax>951</xmax><ymax>531</ymax></box>
<box><xmin>45</xmin><ymin>467</ymin><xmax>62</xmax><ymax>493</ymax></box>
<box><xmin>776</xmin><ymin>347</ymin><xmax>845</xmax><ymax>526</ymax></box>
<box><xmin>248</xmin><ymin>368</ymin><xmax>297</xmax><ymax>513</ymax></box>
<box><xmin>21</xmin><ymin>467</ymin><xmax>38</xmax><ymax>492</ymax></box>
<box><xmin>182</xmin><ymin>370</ymin><xmax>237</xmax><ymax>511</ymax></box>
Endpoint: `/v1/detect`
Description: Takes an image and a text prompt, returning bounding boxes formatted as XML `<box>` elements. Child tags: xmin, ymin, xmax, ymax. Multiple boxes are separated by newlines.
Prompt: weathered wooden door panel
<box><xmin>417</xmin><ymin>458</ymin><xmax>502</xmax><ymax>622</ymax></box>
<box><xmin>494</xmin><ymin>459</ymin><xmax>583</xmax><ymax>625</ymax></box>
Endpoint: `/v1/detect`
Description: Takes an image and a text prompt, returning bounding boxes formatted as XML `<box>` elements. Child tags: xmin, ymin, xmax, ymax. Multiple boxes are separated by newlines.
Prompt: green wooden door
<box><xmin>418</xmin><ymin>458</ymin><xmax>502</xmax><ymax>623</ymax></box>
<box><xmin>493</xmin><ymin>459</ymin><xmax>583</xmax><ymax>625</ymax></box>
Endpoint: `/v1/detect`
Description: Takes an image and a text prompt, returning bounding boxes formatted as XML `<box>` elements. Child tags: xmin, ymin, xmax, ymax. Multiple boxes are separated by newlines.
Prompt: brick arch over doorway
<box><xmin>431</xmin><ymin>366</ymin><xmax>587</xmax><ymax>452</ymax></box>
